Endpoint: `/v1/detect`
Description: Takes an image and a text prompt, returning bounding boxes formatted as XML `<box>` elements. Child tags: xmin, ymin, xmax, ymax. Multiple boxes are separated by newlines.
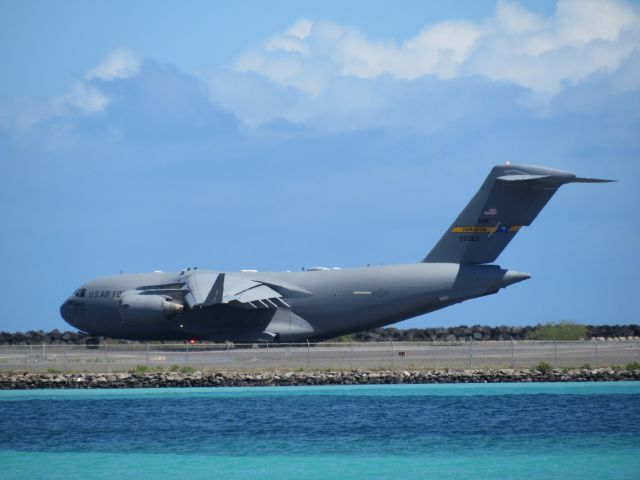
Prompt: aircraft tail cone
<box><xmin>501</xmin><ymin>270</ymin><xmax>531</xmax><ymax>287</ymax></box>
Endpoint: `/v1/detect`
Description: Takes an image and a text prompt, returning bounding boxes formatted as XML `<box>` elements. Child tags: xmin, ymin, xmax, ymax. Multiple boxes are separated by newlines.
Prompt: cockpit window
<box><xmin>74</xmin><ymin>288</ymin><xmax>86</xmax><ymax>298</ymax></box>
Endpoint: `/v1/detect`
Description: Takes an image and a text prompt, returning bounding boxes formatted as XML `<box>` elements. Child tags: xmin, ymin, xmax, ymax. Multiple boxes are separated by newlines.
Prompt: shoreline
<box><xmin>2</xmin><ymin>368</ymin><xmax>639</xmax><ymax>389</ymax></box>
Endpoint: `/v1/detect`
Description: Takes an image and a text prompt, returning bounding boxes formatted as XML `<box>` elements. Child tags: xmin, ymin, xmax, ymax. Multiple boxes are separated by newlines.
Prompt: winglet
<box><xmin>203</xmin><ymin>273</ymin><xmax>224</xmax><ymax>306</ymax></box>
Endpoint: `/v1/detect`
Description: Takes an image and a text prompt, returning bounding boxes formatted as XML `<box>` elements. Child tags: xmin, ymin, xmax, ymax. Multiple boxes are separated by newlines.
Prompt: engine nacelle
<box><xmin>120</xmin><ymin>294</ymin><xmax>184</xmax><ymax>323</ymax></box>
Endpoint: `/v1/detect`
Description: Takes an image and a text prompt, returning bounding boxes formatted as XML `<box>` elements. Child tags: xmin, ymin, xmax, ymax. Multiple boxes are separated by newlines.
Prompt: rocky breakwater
<box><xmin>1</xmin><ymin>368</ymin><xmax>639</xmax><ymax>389</ymax></box>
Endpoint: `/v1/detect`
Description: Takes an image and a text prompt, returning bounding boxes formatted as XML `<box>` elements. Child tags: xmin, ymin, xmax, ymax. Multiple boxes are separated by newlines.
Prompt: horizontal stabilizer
<box><xmin>572</xmin><ymin>177</ymin><xmax>616</xmax><ymax>183</ymax></box>
<box><xmin>497</xmin><ymin>174</ymin><xmax>552</xmax><ymax>182</ymax></box>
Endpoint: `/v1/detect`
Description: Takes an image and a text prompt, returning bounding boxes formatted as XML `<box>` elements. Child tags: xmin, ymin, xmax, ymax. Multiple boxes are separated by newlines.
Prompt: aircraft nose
<box><xmin>60</xmin><ymin>298</ymin><xmax>73</xmax><ymax>323</ymax></box>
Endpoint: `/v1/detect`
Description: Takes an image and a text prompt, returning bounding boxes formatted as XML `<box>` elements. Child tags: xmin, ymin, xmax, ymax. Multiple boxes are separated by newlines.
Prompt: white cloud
<box><xmin>285</xmin><ymin>19</ymin><xmax>312</xmax><ymax>39</ymax></box>
<box><xmin>554</xmin><ymin>0</ymin><xmax>637</xmax><ymax>47</ymax></box>
<box><xmin>468</xmin><ymin>0</ymin><xmax>640</xmax><ymax>95</ymax></box>
<box><xmin>400</xmin><ymin>21</ymin><xmax>482</xmax><ymax>79</ymax></box>
<box><xmin>1</xmin><ymin>49</ymin><xmax>143</xmax><ymax>136</ymax></box>
<box><xmin>0</xmin><ymin>81</ymin><xmax>111</xmax><ymax>137</ymax></box>
<box><xmin>230</xmin><ymin>0</ymin><xmax>640</xmax><ymax>97</ymax></box>
<box><xmin>85</xmin><ymin>48</ymin><xmax>141</xmax><ymax>81</ymax></box>
<box><xmin>494</xmin><ymin>1</ymin><xmax>547</xmax><ymax>34</ymax></box>
<box><xmin>51</xmin><ymin>50</ymin><xmax>140</xmax><ymax>117</ymax></box>
<box><xmin>3</xmin><ymin>1</ymin><xmax>638</xmax><ymax>141</ymax></box>
<box><xmin>56</xmin><ymin>82</ymin><xmax>110</xmax><ymax>113</ymax></box>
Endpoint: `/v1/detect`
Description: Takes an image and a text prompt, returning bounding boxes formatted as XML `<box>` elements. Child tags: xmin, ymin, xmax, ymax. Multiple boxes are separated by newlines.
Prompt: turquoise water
<box><xmin>1</xmin><ymin>382</ymin><xmax>639</xmax><ymax>479</ymax></box>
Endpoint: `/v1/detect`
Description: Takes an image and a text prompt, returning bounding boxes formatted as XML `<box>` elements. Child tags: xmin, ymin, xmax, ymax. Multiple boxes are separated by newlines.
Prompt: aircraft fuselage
<box><xmin>60</xmin><ymin>263</ymin><xmax>529</xmax><ymax>342</ymax></box>
<box><xmin>60</xmin><ymin>163</ymin><xmax>611</xmax><ymax>342</ymax></box>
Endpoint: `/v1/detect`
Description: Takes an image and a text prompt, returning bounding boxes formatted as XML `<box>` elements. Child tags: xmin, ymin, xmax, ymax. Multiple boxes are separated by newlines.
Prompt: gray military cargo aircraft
<box><xmin>60</xmin><ymin>164</ymin><xmax>612</xmax><ymax>342</ymax></box>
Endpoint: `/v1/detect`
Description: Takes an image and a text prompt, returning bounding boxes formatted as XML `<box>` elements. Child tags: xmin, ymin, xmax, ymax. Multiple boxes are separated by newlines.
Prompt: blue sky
<box><xmin>1</xmin><ymin>0</ymin><xmax>638</xmax><ymax>333</ymax></box>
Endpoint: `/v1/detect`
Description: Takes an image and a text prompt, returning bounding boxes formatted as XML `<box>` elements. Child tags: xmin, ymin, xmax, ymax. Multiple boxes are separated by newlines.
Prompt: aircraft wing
<box><xmin>183</xmin><ymin>271</ymin><xmax>290</xmax><ymax>310</ymax></box>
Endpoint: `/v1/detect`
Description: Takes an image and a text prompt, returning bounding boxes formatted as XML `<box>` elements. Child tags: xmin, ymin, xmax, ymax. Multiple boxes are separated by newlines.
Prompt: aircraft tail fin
<box><xmin>423</xmin><ymin>164</ymin><xmax>614</xmax><ymax>265</ymax></box>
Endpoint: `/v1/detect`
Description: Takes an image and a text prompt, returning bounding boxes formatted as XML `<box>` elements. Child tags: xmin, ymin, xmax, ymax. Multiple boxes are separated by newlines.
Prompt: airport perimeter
<box><xmin>1</xmin><ymin>340</ymin><xmax>639</xmax><ymax>373</ymax></box>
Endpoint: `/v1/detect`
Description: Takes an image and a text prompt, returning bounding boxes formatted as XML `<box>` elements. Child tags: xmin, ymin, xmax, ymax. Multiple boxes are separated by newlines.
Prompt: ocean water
<box><xmin>1</xmin><ymin>383</ymin><xmax>639</xmax><ymax>479</ymax></box>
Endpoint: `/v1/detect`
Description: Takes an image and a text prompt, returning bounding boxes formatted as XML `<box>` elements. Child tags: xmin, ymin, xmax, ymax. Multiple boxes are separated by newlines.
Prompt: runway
<box><xmin>1</xmin><ymin>340</ymin><xmax>638</xmax><ymax>373</ymax></box>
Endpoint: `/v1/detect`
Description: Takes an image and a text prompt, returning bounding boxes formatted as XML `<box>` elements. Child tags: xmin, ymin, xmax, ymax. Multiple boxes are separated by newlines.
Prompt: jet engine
<box><xmin>120</xmin><ymin>293</ymin><xmax>184</xmax><ymax>323</ymax></box>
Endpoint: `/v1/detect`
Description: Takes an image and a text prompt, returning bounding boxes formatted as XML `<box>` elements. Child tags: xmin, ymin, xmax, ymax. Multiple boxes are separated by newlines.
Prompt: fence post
<box><xmin>306</xmin><ymin>339</ymin><xmax>310</xmax><ymax>370</ymax></box>
<box><xmin>554</xmin><ymin>340</ymin><xmax>557</xmax><ymax>368</ymax></box>
<box><xmin>186</xmin><ymin>342</ymin><xmax>190</xmax><ymax>366</ymax></box>
<box><xmin>469</xmin><ymin>336</ymin><xmax>473</xmax><ymax>369</ymax></box>
<box><xmin>595</xmin><ymin>337</ymin><xmax>598</xmax><ymax>369</ymax></box>
<box><xmin>42</xmin><ymin>343</ymin><xmax>46</xmax><ymax>362</ymax></box>
<box><xmin>64</xmin><ymin>345</ymin><xmax>68</xmax><ymax>372</ymax></box>
<box><xmin>349</xmin><ymin>339</ymin><xmax>354</xmax><ymax>371</ymax></box>
<box><xmin>433</xmin><ymin>344</ymin><xmax>437</xmax><ymax>370</ymax></box>
<box><xmin>637</xmin><ymin>340</ymin><xmax>639</xmax><ymax>363</ymax></box>
<box><xmin>24</xmin><ymin>344</ymin><xmax>27</xmax><ymax>371</ymax></box>
<box><xmin>390</xmin><ymin>340</ymin><xmax>395</xmax><ymax>370</ymax></box>
<box><xmin>146</xmin><ymin>344</ymin><xmax>149</xmax><ymax>368</ymax></box>
<box><xmin>511</xmin><ymin>338</ymin><xmax>515</xmax><ymax>368</ymax></box>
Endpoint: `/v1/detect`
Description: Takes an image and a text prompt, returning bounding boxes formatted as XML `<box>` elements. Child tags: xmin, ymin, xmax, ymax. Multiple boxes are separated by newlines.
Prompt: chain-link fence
<box><xmin>1</xmin><ymin>340</ymin><xmax>639</xmax><ymax>373</ymax></box>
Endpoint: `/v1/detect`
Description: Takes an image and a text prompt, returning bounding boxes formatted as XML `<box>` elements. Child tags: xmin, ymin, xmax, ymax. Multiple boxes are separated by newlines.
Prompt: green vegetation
<box><xmin>579</xmin><ymin>363</ymin><xmax>592</xmax><ymax>370</ymax></box>
<box><xmin>129</xmin><ymin>364</ymin><xmax>197</xmax><ymax>374</ymax></box>
<box><xmin>332</xmin><ymin>334</ymin><xmax>355</xmax><ymax>342</ymax></box>
<box><xmin>46</xmin><ymin>368</ymin><xmax>60</xmax><ymax>374</ymax></box>
<box><xmin>527</xmin><ymin>322</ymin><xmax>587</xmax><ymax>341</ymax></box>
<box><xmin>128</xmin><ymin>364</ymin><xmax>153</xmax><ymax>374</ymax></box>
<box><xmin>167</xmin><ymin>364</ymin><xmax>196</xmax><ymax>374</ymax></box>
<box><xmin>625</xmin><ymin>361</ymin><xmax>640</xmax><ymax>371</ymax></box>
<box><xmin>532</xmin><ymin>361</ymin><xmax>554</xmax><ymax>373</ymax></box>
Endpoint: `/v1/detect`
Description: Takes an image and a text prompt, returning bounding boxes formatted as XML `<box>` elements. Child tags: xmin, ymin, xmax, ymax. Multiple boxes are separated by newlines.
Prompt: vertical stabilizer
<box><xmin>423</xmin><ymin>164</ymin><xmax>614</xmax><ymax>264</ymax></box>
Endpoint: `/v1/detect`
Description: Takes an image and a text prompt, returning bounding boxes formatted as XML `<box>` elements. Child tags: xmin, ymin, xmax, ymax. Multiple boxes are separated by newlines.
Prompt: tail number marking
<box><xmin>459</xmin><ymin>235</ymin><xmax>479</xmax><ymax>242</ymax></box>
